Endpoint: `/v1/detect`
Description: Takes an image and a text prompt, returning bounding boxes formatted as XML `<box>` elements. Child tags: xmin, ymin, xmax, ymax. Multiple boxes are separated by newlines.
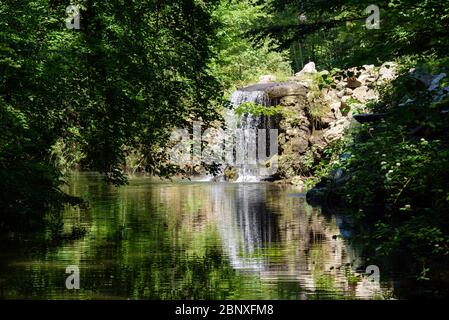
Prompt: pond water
<box><xmin>0</xmin><ymin>172</ymin><xmax>396</xmax><ymax>299</ymax></box>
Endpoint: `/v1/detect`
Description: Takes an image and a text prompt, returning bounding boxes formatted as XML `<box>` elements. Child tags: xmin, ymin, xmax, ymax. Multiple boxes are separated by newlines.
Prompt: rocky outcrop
<box><xmin>294</xmin><ymin>61</ymin><xmax>317</xmax><ymax>78</ymax></box>
<box><xmin>236</xmin><ymin>61</ymin><xmax>398</xmax><ymax>184</ymax></box>
<box><xmin>239</xmin><ymin>82</ymin><xmax>307</xmax><ymax>99</ymax></box>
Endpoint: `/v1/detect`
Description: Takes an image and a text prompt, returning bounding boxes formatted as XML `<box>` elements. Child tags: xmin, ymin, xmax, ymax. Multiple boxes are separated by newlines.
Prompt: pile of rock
<box><xmin>273</xmin><ymin>61</ymin><xmax>398</xmax><ymax>185</ymax></box>
<box><xmin>173</xmin><ymin>61</ymin><xmax>402</xmax><ymax>183</ymax></box>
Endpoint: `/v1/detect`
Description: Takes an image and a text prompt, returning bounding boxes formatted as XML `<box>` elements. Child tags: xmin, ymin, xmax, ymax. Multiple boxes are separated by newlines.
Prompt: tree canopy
<box><xmin>1</xmin><ymin>0</ymin><xmax>222</xmax><ymax>230</ymax></box>
<box><xmin>266</xmin><ymin>0</ymin><xmax>449</xmax><ymax>69</ymax></box>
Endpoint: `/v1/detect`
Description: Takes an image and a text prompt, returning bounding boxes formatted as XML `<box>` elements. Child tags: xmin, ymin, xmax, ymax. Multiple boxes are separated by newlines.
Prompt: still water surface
<box><xmin>0</xmin><ymin>173</ymin><xmax>395</xmax><ymax>299</ymax></box>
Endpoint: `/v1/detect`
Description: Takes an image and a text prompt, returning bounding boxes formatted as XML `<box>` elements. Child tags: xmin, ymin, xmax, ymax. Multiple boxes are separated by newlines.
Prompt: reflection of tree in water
<box><xmin>0</xmin><ymin>175</ymin><xmax>392</xmax><ymax>299</ymax></box>
<box><xmin>208</xmin><ymin>184</ymin><xmax>387</xmax><ymax>298</ymax></box>
<box><xmin>265</xmin><ymin>192</ymin><xmax>386</xmax><ymax>298</ymax></box>
<box><xmin>67</xmin><ymin>180</ymin><xmax>391</xmax><ymax>299</ymax></box>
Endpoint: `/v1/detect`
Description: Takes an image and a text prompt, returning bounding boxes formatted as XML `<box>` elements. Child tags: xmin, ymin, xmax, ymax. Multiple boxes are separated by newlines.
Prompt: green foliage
<box><xmin>269</xmin><ymin>0</ymin><xmax>449</xmax><ymax>70</ymax></box>
<box><xmin>0</xmin><ymin>100</ymin><xmax>84</xmax><ymax>231</ymax></box>
<box><xmin>235</xmin><ymin>102</ymin><xmax>283</xmax><ymax>117</ymax></box>
<box><xmin>1</xmin><ymin>0</ymin><xmax>222</xmax><ymax>232</ymax></box>
<box><xmin>315</xmin><ymin>139</ymin><xmax>345</xmax><ymax>177</ymax></box>
<box><xmin>50</xmin><ymin>127</ymin><xmax>85</xmax><ymax>175</ymax></box>
<box><xmin>305</xmin><ymin>72</ymin><xmax>333</xmax><ymax>128</ymax></box>
<box><xmin>210</xmin><ymin>0</ymin><xmax>292</xmax><ymax>91</ymax></box>
<box><xmin>343</xmin><ymin>266</ymin><xmax>361</xmax><ymax>287</ymax></box>
<box><xmin>268</xmin><ymin>0</ymin><xmax>449</xmax><ymax>284</ymax></box>
<box><xmin>316</xmin><ymin>59</ymin><xmax>449</xmax><ymax>281</ymax></box>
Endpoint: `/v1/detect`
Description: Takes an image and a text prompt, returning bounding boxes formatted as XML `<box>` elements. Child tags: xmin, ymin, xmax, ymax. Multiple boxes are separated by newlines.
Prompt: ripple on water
<box><xmin>0</xmin><ymin>173</ymin><xmax>397</xmax><ymax>299</ymax></box>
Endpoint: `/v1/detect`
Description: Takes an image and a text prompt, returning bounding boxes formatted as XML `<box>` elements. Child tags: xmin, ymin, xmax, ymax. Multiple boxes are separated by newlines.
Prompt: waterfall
<box><xmin>226</xmin><ymin>90</ymin><xmax>274</xmax><ymax>182</ymax></box>
<box><xmin>230</xmin><ymin>90</ymin><xmax>270</xmax><ymax>107</ymax></box>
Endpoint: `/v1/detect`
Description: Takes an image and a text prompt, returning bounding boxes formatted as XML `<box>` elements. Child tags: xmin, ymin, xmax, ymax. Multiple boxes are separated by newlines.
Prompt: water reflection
<box><xmin>211</xmin><ymin>184</ymin><xmax>279</xmax><ymax>271</ymax></box>
<box><xmin>0</xmin><ymin>173</ymin><xmax>394</xmax><ymax>299</ymax></box>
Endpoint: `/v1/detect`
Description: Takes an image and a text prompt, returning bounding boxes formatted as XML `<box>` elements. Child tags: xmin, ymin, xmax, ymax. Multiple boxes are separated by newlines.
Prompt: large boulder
<box><xmin>237</xmin><ymin>82</ymin><xmax>307</xmax><ymax>99</ymax></box>
<box><xmin>309</xmin><ymin>131</ymin><xmax>327</xmax><ymax>150</ymax></box>
<box><xmin>409</xmin><ymin>68</ymin><xmax>434</xmax><ymax>87</ymax></box>
<box><xmin>352</xmin><ymin>86</ymin><xmax>379</xmax><ymax>103</ymax></box>
<box><xmin>295</xmin><ymin>62</ymin><xmax>317</xmax><ymax>78</ymax></box>
<box><xmin>290</xmin><ymin>135</ymin><xmax>310</xmax><ymax>154</ymax></box>
<box><xmin>346</xmin><ymin>77</ymin><xmax>362</xmax><ymax>89</ymax></box>
<box><xmin>324</xmin><ymin>118</ymin><xmax>351</xmax><ymax>142</ymax></box>
<box><xmin>266</xmin><ymin>82</ymin><xmax>307</xmax><ymax>99</ymax></box>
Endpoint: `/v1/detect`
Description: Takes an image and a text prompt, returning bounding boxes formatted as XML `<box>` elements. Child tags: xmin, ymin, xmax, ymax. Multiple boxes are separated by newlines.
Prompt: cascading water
<box><xmin>230</xmin><ymin>90</ymin><xmax>270</xmax><ymax>107</ymax></box>
<box><xmin>226</xmin><ymin>90</ymin><xmax>273</xmax><ymax>182</ymax></box>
